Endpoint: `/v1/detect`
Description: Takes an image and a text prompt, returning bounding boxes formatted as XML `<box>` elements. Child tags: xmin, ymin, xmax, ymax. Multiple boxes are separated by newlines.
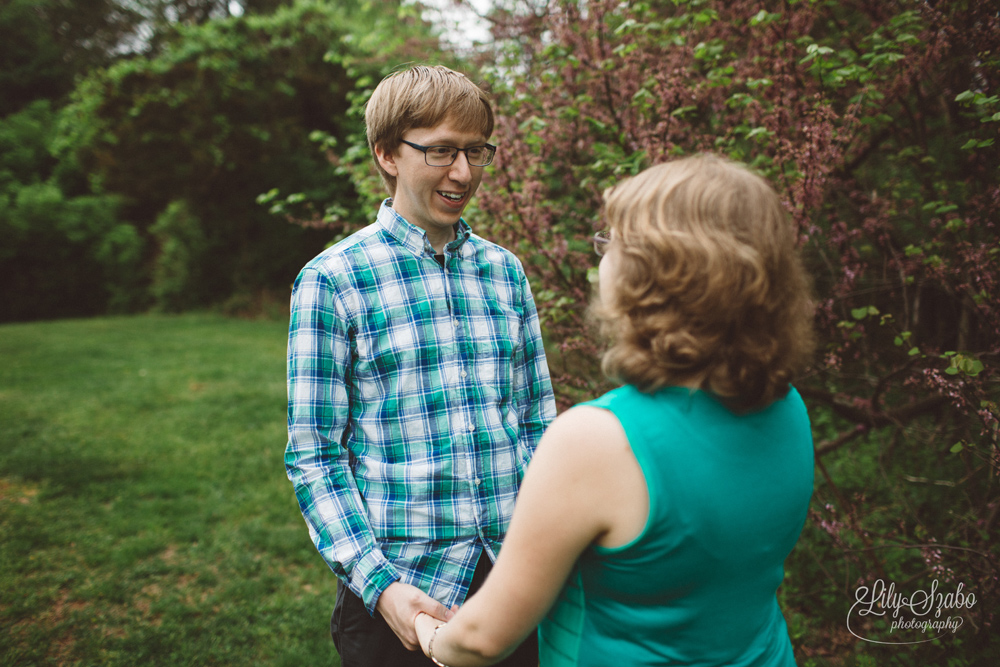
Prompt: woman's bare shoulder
<box><xmin>543</xmin><ymin>404</ymin><xmax>631</xmax><ymax>455</ymax></box>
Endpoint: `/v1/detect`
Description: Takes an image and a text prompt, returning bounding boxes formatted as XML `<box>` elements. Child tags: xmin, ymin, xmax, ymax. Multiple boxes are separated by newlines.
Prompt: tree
<box><xmin>0</xmin><ymin>100</ymin><xmax>142</xmax><ymax>321</ymax></box>
<box><xmin>262</xmin><ymin>0</ymin><xmax>473</xmax><ymax>237</ymax></box>
<box><xmin>53</xmin><ymin>0</ymin><xmax>438</xmax><ymax>312</ymax></box>
<box><xmin>458</xmin><ymin>0</ymin><xmax>999</xmax><ymax>661</ymax></box>
<box><xmin>0</xmin><ymin>0</ymin><xmax>131</xmax><ymax>116</ymax></box>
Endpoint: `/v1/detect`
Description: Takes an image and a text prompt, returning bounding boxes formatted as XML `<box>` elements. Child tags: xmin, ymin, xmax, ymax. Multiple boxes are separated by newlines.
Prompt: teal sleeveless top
<box><xmin>539</xmin><ymin>385</ymin><xmax>813</xmax><ymax>666</ymax></box>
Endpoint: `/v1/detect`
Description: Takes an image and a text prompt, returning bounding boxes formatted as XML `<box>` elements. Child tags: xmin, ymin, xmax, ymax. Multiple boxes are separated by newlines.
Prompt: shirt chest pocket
<box><xmin>465</xmin><ymin>305</ymin><xmax>521</xmax><ymax>360</ymax></box>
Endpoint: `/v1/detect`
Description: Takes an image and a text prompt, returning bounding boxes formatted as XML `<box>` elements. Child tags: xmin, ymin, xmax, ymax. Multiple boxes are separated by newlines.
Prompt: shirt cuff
<box><xmin>349</xmin><ymin>549</ymin><xmax>400</xmax><ymax>616</ymax></box>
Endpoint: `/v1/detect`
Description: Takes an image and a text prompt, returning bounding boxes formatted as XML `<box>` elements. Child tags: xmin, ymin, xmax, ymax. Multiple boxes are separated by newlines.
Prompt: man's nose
<box><xmin>448</xmin><ymin>151</ymin><xmax>473</xmax><ymax>183</ymax></box>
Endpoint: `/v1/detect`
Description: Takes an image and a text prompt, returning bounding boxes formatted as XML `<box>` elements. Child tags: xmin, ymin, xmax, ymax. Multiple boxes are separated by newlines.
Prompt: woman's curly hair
<box><xmin>595</xmin><ymin>154</ymin><xmax>815</xmax><ymax>412</ymax></box>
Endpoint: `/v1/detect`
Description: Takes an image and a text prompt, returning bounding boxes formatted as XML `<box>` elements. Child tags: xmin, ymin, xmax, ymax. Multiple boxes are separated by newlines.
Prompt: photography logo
<box><xmin>847</xmin><ymin>578</ymin><xmax>977</xmax><ymax>644</ymax></box>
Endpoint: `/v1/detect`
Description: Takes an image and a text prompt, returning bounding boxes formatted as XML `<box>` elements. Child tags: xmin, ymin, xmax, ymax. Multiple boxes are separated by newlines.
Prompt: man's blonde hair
<box><xmin>596</xmin><ymin>154</ymin><xmax>815</xmax><ymax>411</ymax></box>
<box><xmin>365</xmin><ymin>65</ymin><xmax>494</xmax><ymax>195</ymax></box>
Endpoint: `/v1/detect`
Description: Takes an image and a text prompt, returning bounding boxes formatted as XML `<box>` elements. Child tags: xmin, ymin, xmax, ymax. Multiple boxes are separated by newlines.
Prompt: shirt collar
<box><xmin>377</xmin><ymin>199</ymin><xmax>472</xmax><ymax>257</ymax></box>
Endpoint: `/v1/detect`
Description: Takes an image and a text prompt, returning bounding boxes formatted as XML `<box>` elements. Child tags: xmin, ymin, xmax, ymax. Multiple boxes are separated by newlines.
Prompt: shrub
<box><xmin>464</xmin><ymin>1</ymin><xmax>999</xmax><ymax>662</ymax></box>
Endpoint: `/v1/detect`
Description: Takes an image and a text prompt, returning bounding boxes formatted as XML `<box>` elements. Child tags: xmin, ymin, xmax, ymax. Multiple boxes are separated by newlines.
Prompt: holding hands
<box><xmin>414</xmin><ymin>611</ymin><xmax>448</xmax><ymax>664</ymax></box>
<box><xmin>375</xmin><ymin>581</ymin><xmax>454</xmax><ymax>651</ymax></box>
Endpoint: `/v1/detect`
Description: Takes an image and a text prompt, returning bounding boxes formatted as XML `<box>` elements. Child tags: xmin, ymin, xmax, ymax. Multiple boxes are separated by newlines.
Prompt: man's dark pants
<box><xmin>331</xmin><ymin>552</ymin><xmax>538</xmax><ymax>667</ymax></box>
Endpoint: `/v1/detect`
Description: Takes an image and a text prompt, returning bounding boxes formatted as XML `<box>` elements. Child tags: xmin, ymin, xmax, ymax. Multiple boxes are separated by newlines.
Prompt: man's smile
<box><xmin>438</xmin><ymin>190</ymin><xmax>467</xmax><ymax>203</ymax></box>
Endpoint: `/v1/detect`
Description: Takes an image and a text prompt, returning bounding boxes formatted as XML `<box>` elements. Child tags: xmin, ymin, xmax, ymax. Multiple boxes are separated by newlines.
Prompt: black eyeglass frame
<box><xmin>400</xmin><ymin>139</ymin><xmax>497</xmax><ymax>167</ymax></box>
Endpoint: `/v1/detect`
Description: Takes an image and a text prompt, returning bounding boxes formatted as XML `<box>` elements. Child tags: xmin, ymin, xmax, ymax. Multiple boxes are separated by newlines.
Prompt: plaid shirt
<box><xmin>286</xmin><ymin>201</ymin><xmax>556</xmax><ymax>614</ymax></box>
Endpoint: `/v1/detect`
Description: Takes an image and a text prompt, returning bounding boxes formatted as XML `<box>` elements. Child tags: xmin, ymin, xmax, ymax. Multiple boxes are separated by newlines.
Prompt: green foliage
<box><xmin>0</xmin><ymin>0</ymin><xmax>208</xmax><ymax>116</ymax></box>
<box><xmin>0</xmin><ymin>0</ymin><xmax>90</xmax><ymax>115</ymax></box>
<box><xmin>0</xmin><ymin>100</ymin><xmax>55</xmax><ymax>190</ymax></box>
<box><xmin>150</xmin><ymin>200</ymin><xmax>208</xmax><ymax>312</ymax></box>
<box><xmin>459</xmin><ymin>1</ymin><xmax>1000</xmax><ymax>662</ymax></box>
<box><xmin>0</xmin><ymin>183</ymin><xmax>144</xmax><ymax>320</ymax></box>
<box><xmin>0</xmin><ymin>101</ymin><xmax>144</xmax><ymax>321</ymax></box>
<box><xmin>269</xmin><ymin>1</ymin><xmax>468</xmax><ymax>240</ymax></box>
<box><xmin>0</xmin><ymin>314</ymin><xmax>340</xmax><ymax>666</ymax></box>
<box><xmin>2</xmin><ymin>1</ymin><xmax>454</xmax><ymax>321</ymax></box>
<box><xmin>51</xmin><ymin>1</ymin><xmax>429</xmax><ymax>314</ymax></box>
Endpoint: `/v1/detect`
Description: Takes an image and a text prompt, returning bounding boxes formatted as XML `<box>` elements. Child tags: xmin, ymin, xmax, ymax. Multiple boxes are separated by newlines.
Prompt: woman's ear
<box><xmin>374</xmin><ymin>144</ymin><xmax>399</xmax><ymax>177</ymax></box>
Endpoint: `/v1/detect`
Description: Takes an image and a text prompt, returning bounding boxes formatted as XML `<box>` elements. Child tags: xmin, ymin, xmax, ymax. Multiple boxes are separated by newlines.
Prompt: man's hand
<box><xmin>375</xmin><ymin>582</ymin><xmax>455</xmax><ymax>651</ymax></box>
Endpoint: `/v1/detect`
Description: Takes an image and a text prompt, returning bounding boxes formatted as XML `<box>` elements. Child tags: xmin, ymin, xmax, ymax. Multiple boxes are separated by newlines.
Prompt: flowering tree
<box><xmin>460</xmin><ymin>0</ymin><xmax>998</xmax><ymax>661</ymax></box>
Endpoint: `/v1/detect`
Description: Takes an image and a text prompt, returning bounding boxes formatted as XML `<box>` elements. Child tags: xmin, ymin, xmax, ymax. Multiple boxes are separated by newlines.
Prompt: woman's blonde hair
<box><xmin>365</xmin><ymin>65</ymin><xmax>494</xmax><ymax>195</ymax></box>
<box><xmin>596</xmin><ymin>154</ymin><xmax>815</xmax><ymax>411</ymax></box>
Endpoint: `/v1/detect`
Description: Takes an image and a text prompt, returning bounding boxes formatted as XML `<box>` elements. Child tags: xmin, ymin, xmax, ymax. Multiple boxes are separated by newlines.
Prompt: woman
<box><xmin>414</xmin><ymin>154</ymin><xmax>816</xmax><ymax>666</ymax></box>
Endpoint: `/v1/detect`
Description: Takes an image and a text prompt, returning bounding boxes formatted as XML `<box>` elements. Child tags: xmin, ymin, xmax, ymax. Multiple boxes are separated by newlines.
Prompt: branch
<box><xmin>798</xmin><ymin>386</ymin><xmax>950</xmax><ymax>428</ymax></box>
<box><xmin>815</xmin><ymin>424</ymin><xmax>867</xmax><ymax>457</ymax></box>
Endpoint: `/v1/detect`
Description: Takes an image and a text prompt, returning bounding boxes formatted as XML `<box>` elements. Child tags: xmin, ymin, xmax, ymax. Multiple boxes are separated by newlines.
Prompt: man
<box><xmin>285</xmin><ymin>65</ymin><xmax>556</xmax><ymax>667</ymax></box>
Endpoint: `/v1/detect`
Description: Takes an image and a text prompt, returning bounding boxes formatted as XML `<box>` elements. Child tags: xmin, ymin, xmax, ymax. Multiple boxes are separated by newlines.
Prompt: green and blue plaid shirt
<box><xmin>286</xmin><ymin>201</ymin><xmax>556</xmax><ymax>614</ymax></box>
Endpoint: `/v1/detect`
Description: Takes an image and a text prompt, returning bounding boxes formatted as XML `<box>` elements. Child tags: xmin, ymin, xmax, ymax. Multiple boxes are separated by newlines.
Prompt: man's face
<box><xmin>375</xmin><ymin>117</ymin><xmax>486</xmax><ymax>242</ymax></box>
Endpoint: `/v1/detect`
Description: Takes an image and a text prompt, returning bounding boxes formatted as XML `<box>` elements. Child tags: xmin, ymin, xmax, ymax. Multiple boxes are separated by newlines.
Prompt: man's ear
<box><xmin>374</xmin><ymin>144</ymin><xmax>399</xmax><ymax>177</ymax></box>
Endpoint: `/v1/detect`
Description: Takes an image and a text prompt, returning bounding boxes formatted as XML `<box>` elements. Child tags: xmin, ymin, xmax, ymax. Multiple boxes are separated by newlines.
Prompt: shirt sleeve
<box><xmin>284</xmin><ymin>266</ymin><xmax>399</xmax><ymax>614</ymax></box>
<box><xmin>511</xmin><ymin>266</ymin><xmax>557</xmax><ymax>454</ymax></box>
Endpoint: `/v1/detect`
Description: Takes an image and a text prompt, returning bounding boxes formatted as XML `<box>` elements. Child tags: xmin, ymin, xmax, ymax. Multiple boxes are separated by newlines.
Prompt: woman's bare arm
<box><xmin>415</xmin><ymin>405</ymin><xmax>649</xmax><ymax>666</ymax></box>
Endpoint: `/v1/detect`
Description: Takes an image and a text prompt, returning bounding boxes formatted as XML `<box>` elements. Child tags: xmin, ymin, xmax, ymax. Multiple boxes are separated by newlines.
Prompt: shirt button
<box><xmin>453</xmin><ymin>318</ymin><xmax>460</xmax><ymax>327</ymax></box>
<box><xmin>468</xmin><ymin>424</ymin><xmax>475</xmax><ymax>432</ymax></box>
<box><xmin>474</xmin><ymin>478</ymin><xmax>482</xmax><ymax>486</ymax></box>
<box><xmin>460</xmin><ymin>370</ymin><xmax>467</xmax><ymax>378</ymax></box>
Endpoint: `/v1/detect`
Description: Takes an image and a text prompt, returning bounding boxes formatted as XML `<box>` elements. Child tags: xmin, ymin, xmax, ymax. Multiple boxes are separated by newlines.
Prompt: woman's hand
<box><xmin>376</xmin><ymin>582</ymin><xmax>454</xmax><ymax>651</ymax></box>
<box><xmin>414</xmin><ymin>611</ymin><xmax>441</xmax><ymax>658</ymax></box>
<box><xmin>405</xmin><ymin>406</ymin><xmax>638</xmax><ymax>666</ymax></box>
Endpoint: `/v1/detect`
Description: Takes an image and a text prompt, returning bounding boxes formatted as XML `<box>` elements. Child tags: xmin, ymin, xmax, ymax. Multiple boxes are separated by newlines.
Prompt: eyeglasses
<box><xmin>593</xmin><ymin>230</ymin><xmax>612</xmax><ymax>257</ymax></box>
<box><xmin>401</xmin><ymin>140</ymin><xmax>497</xmax><ymax>167</ymax></box>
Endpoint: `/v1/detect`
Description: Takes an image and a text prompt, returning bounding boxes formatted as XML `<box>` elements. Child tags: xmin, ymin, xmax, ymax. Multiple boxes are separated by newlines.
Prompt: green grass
<box><xmin>0</xmin><ymin>314</ymin><xmax>339</xmax><ymax>666</ymax></box>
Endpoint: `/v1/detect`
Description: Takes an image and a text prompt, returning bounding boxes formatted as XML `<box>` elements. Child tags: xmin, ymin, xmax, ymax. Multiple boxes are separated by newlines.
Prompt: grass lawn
<box><xmin>0</xmin><ymin>314</ymin><xmax>340</xmax><ymax>666</ymax></box>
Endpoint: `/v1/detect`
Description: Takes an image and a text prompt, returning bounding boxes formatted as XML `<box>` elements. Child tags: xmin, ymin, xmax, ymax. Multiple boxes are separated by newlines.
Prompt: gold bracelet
<box><xmin>427</xmin><ymin>622</ymin><xmax>450</xmax><ymax>667</ymax></box>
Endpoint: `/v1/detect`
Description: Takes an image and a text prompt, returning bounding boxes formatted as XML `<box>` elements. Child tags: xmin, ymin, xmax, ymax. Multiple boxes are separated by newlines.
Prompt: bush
<box><xmin>462</xmin><ymin>1</ymin><xmax>999</xmax><ymax>662</ymax></box>
<box><xmin>150</xmin><ymin>200</ymin><xmax>207</xmax><ymax>312</ymax></box>
<box><xmin>0</xmin><ymin>101</ymin><xmax>143</xmax><ymax>320</ymax></box>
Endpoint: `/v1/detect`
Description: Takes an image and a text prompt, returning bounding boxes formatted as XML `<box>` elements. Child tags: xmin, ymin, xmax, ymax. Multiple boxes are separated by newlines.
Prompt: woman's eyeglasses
<box><xmin>593</xmin><ymin>230</ymin><xmax>612</xmax><ymax>257</ymax></box>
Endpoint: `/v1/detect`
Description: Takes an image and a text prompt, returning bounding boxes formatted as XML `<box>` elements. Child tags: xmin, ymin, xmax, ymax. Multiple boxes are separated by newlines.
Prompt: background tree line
<box><xmin>2</xmin><ymin>0</ymin><xmax>997</xmax><ymax>663</ymax></box>
<box><xmin>0</xmin><ymin>0</ymin><xmax>441</xmax><ymax>320</ymax></box>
